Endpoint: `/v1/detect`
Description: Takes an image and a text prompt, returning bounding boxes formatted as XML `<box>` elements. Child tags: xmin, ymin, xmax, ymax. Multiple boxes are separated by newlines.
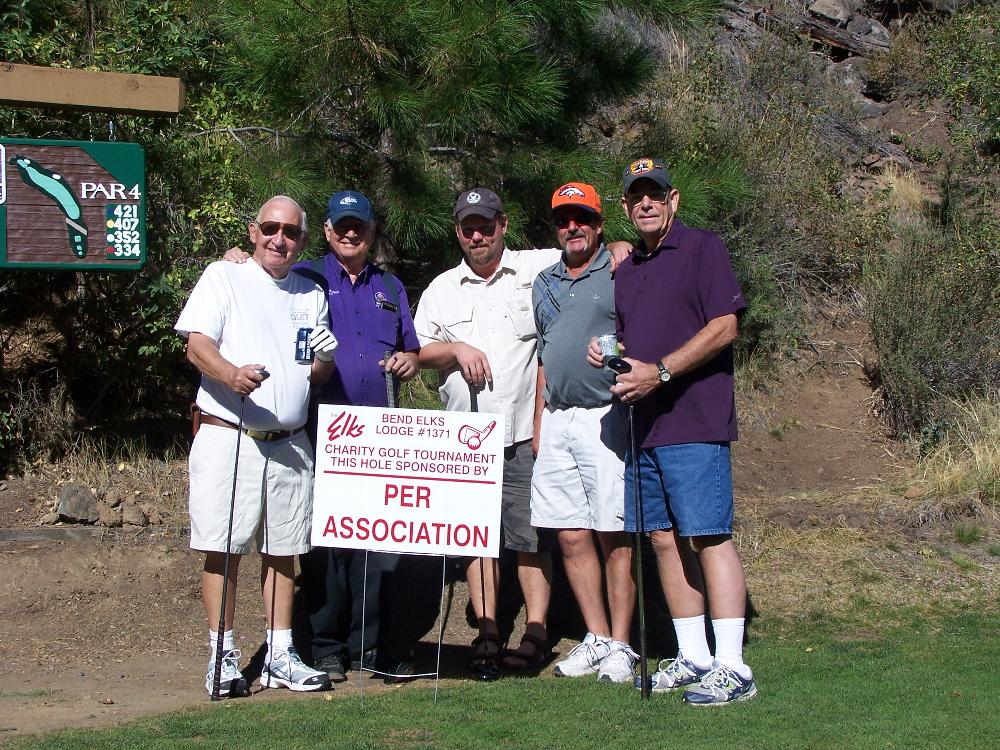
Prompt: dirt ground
<box><xmin>0</xmin><ymin>307</ymin><xmax>936</xmax><ymax>742</ymax></box>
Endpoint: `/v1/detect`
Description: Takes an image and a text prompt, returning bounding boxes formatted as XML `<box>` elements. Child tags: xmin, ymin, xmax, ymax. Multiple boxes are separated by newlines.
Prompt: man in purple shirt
<box><xmin>587</xmin><ymin>158</ymin><xmax>756</xmax><ymax>705</ymax></box>
<box><xmin>225</xmin><ymin>190</ymin><xmax>420</xmax><ymax>682</ymax></box>
<box><xmin>298</xmin><ymin>190</ymin><xmax>420</xmax><ymax>682</ymax></box>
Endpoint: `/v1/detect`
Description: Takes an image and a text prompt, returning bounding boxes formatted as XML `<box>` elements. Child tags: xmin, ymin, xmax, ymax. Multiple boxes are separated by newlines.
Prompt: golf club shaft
<box><xmin>629</xmin><ymin>403</ymin><xmax>650</xmax><ymax>698</ymax></box>
<box><xmin>211</xmin><ymin>396</ymin><xmax>245</xmax><ymax>700</ymax></box>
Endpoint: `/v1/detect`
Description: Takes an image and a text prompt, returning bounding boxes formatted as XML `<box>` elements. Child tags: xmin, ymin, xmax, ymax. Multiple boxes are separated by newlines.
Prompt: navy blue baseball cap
<box><xmin>622</xmin><ymin>158</ymin><xmax>672</xmax><ymax>194</ymax></box>
<box><xmin>326</xmin><ymin>190</ymin><xmax>375</xmax><ymax>224</ymax></box>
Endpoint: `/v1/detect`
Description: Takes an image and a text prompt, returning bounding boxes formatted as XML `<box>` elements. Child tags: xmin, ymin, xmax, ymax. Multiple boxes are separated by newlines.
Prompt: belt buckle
<box><xmin>243</xmin><ymin>428</ymin><xmax>273</xmax><ymax>441</ymax></box>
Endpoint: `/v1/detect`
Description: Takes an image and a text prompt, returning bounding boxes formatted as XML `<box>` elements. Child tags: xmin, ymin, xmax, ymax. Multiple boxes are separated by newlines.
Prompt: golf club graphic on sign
<box><xmin>0</xmin><ymin>138</ymin><xmax>146</xmax><ymax>270</ymax></box>
<box><xmin>457</xmin><ymin>420</ymin><xmax>495</xmax><ymax>450</ymax></box>
<box><xmin>10</xmin><ymin>155</ymin><xmax>88</xmax><ymax>257</ymax></box>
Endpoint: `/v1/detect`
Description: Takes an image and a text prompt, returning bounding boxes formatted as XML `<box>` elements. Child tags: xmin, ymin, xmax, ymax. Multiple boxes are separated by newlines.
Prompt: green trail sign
<box><xmin>0</xmin><ymin>138</ymin><xmax>145</xmax><ymax>270</ymax></box>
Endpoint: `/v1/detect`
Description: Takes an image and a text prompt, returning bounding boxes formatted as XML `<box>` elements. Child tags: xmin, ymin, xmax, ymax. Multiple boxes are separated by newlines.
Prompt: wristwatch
<box><xmin>657</xmin><ymin>361</ymin><xmax>672</xmax><ymax>384</ymax></box>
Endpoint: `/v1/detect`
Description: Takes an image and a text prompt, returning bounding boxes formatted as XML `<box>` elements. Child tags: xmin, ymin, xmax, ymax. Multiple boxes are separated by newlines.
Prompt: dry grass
<box><xmin>872</xmin><ymin>164</ymin><xmax>928</xmax><ymax>223</ymax></box>
<box><xmin>920</xmin><ymin>393</ymin><xmax>1000</xmax><ymax>510</ymax></box>
<box><xmin>736</xmin><ymin>488</ymin><xmax>1000</xmax><ymax>634</ymax></box>
<box><xmin>29</xmin><ymin>439</ymin><xmax>189</xmax><ymax>533</ymax></box>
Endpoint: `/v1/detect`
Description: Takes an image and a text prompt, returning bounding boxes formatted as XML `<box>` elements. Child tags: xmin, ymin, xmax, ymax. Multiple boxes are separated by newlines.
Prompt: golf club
<box><xmin>469</xmin><ymin>384</ymin><xmax>499</xmax><ymax>681</ymax></box>
<box><xmin>608</xmin><ymin>358</ymin><xmax>650</xmax><ymax>698</ymax></box>
<box><xmin>211</xmin><ymin>395</ymin><xmax>250</xmax><ymax>700</ymax></box>
<box><xmin>382</xmin><ymin>350</ymin><xmax>419</xmax><ymax>684</ymax></box>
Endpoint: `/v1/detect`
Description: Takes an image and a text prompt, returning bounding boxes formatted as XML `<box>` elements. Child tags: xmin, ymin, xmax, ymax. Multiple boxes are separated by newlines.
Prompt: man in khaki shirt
<box><xmin>415</xmin><ymin>188</ymin><xmax>560</xmax><ymax>676</ymax></box>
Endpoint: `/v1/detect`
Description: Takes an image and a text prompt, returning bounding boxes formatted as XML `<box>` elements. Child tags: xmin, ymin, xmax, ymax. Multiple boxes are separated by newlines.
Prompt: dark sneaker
<box><xmin>350</xmin><ymin>648</ymin><xmax>378</xmax><ymax>672</ymax></box>
<box><xmin>640</xmin><ymin>653</ymin><xmax>712</xmax><ymax>692</ymax></box>
<box><xmin>261</xmin><ymin>647</ymin><xmax>331</xmax><ymax>692</ymax></box>
<box><xmin>205</xmin><ymin>648</ymin><xmax>250</xmax><ymax>698</ymax></box>
<box><xmin>682</xmin><ymin>664</ymin><xmax>758</xmax><ymax>706</ymax></box>
<box><xmin>313</xmin><ymin>653</ymin><xmax>347</xmax><ymax>683</ymax></box>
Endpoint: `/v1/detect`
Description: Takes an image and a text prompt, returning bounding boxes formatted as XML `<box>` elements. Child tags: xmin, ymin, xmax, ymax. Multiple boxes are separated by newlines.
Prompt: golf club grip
<box><xmin>384</xmin><ymin>350</ymin><xmax>396</xmax><ymax>409</ymax></box>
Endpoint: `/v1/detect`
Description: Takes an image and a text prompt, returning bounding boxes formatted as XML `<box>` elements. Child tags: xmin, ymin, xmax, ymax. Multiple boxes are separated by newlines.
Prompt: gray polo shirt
<box><xmin>533</xmin><ymin>245</ymin><xmax>618</xmax><ymax>409</ymax></box>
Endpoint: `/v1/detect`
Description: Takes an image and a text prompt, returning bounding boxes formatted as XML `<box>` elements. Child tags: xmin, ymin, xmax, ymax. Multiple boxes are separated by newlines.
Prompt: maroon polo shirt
<box><xmin>614</xmin><ymin>219</ymin><xmax>747</xmax><ymax>448</ymax></box>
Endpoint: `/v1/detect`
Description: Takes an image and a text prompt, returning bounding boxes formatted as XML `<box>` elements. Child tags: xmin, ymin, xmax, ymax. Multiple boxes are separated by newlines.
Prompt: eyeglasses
<box><xmin>459</xmin><ymin>221</ymin><xmax>499</xmax><ymax>239</ymax></box>
<box><xmin>256</xmin><ymin>221</ymin><xmax>304</xmax><ymax>241</ymax></box>
<box><xmin>625</xmin><ymin>189</ymin><xmax>670</xmax><ymax>205</ymax></box>
<box><xmin>553</xmin><ymin>211</ymin><xmax>599</xmax><ymax>229</ymax></box>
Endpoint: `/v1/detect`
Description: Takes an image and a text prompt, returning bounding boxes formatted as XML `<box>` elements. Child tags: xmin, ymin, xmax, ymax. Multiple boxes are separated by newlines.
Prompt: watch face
<box><xmin>658</xmin><ymin>363</ymin><xmax>670</xmax><ymax>382</ymax></box>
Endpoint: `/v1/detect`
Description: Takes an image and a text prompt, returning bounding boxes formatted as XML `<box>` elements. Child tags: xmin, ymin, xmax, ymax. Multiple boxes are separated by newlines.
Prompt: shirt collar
<box><xmin>459</xmin><ymin>247</ymin><xmax>515</xmax><ymax>284</ymax></box>
<box><xmin>552</xmin><ymin>243</ymin><xmax>610</xmax><ymax>280</ymax></box>
<box><xmin>328</xmin><ymin>253</ymin><xmax>372</xmax><ymax>283</ymax></box>
<box><xmin>634</xmin><ymin>218</ymin><xmax>686</xmax><ymax>260</ymax></box>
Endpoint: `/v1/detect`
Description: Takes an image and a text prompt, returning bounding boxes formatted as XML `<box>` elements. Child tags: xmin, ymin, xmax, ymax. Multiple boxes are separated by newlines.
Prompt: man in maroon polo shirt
<box><xmin>587</xmin><ymin>158</ymin><xmax>756</xmax><ymax>705</ymax></box>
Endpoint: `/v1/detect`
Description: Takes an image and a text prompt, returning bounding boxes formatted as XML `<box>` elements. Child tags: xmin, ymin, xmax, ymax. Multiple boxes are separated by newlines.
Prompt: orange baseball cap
<box><xmin>551</xmin><ymin>182</ymin><xmax>602</xmax><ymax>215</ymax></box>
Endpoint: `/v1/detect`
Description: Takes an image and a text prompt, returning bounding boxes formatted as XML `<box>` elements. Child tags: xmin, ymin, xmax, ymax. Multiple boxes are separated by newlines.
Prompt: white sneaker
<box><xmin>639</xmin><ymin>652</ymin><xmax>712</xmax><ymax>692</ymax></box>
<box><xmin>205</xmin><ymin>648</ymin><xmax>248</xmax><ymax>697</ymax></box>
<box><xmin>554</xmin><ymin>633</ymin><xmax>612</xmax><ymax>677</ymax></box>
<box><xmin>260</xmin><ymin>647</ymin><xmax>331</xmax><ymax>692</ymax></box>
<box><xmin>597</xmin><ymin>641</ymin><xmax>639</xmax><ymax>683</ymax></box>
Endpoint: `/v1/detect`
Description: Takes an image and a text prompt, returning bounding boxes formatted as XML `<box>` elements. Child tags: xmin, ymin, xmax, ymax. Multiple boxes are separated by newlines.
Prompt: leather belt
<box><xmin>200</xmin><ymin>413</ymin><xmax>304</xmax><ymax>442</ymax></box>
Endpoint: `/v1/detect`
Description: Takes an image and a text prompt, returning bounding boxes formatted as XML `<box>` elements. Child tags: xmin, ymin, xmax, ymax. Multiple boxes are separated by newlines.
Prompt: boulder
<box><xmin>847</xmin><ymin>15</ymin><xmax>890</xmax><ymax>45</ymax></box>
<box><xmin>39</xmin><ymin>512</ymin><xmax>59</xmax><ymax>526</ymax></box>
<box><xmin>122</xmin><ymin>502</ymin><xmax>148</xmax><ymax>527</ymax></box>
<box><xmin>808</xmin><ymin>0</ymin><xmax>852</xmax><ymax>26</ymax></box>
<box><xmin>97</xmin><ymin>502</ymin><xmax>123</xmax><ymax>528</ymax></box>
<box><xmin>57</xmin><ymin>484</ymin><xmax>99</xmax><ymax>524</ymax></box>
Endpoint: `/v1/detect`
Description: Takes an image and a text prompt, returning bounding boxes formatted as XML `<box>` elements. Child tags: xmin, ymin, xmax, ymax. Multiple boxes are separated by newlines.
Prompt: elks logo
<box><xmin>628</xmin><ymin>159</ymin><xmax>655</xmax><ymax>175</ymax></box>
<box><xmin>340</xmin><ymin>195</ymin><xmax>358</xmax><ymax>205</ymax></box>
<box><xmin>466</xmin><ymin>191</ymin><xmax>481</xmax><ymax>204</ymax></box>
<box><xmin>558</xmin><ymin>185</ymin><xmax>586</xmax><ymax>198</ymax></box>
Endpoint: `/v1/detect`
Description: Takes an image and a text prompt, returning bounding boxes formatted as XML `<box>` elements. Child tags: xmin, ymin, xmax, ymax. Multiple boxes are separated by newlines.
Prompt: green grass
<box><xmin>14</xmin><ymin>614</ymin><xmax>1000</xmax><ymax>750</ymax></box>
<box><xmin>954</xmin><ymin>523</ymin><xmax>984</xmax><ymax>545</ymax></box>
<box><xmin>988</xmin><ymin>545</ymin><xmax>1000</xmax><ymax>557</ymax></box>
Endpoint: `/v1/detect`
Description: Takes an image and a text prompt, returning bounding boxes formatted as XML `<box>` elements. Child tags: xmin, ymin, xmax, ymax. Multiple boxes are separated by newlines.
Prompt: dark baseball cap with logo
<box><xmin>454</xmin><ymin>188</ymin><xmax>504</xmax><ymax>221</ymax></box>
<box><xmin>622</xmin><ymin>158</ymin><xmax>673</xmax><ymax>194</ymax></box>
<box><xmin>326</xmin><ymin>190</ymin><xmax>375</xmax><ymax>224</ymax></box>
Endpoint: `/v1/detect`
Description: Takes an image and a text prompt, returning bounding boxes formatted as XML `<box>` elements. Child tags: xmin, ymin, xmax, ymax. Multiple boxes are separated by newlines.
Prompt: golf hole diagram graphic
<box><xmin>312</xmin><ymin>406</ymin><xmax>505</xmax><ymax>557</ymax></box>
<box><xmin>0</xmin><ymin>138</ymin><xmax>145</xmax><ymax>270</ymax></box>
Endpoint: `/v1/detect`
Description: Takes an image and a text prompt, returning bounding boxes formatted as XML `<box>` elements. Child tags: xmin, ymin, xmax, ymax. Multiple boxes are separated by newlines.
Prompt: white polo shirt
<box><xmin>414</xmin><ymin>247</ymin><xmax>561</xmax><ymax>446</ymax></box>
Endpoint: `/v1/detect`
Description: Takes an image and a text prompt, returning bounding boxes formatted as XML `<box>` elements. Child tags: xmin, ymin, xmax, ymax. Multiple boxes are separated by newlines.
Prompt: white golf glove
<box><xmin>308</xmin><ymin>326</ymin><xmax>337</xmax><ymax>362</ymax></box>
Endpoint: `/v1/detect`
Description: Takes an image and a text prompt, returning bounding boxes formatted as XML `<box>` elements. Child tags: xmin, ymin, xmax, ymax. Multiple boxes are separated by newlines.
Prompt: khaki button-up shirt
<box><xmin>415</xmin><ymin>247</ymin><xmax>561</xmax><ymax>446</ymax></box>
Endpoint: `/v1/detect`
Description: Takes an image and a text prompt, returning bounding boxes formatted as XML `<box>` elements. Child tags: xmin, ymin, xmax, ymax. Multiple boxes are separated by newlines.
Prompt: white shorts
<box><xmin>188</xmin><ymin>424</ymin><xmax>314</xmax><ymax>556</ymax></box>
<box><xmin>530</xmin><ymin>403</ymin><xmax>626</xmax><ymax>532</ymax></box>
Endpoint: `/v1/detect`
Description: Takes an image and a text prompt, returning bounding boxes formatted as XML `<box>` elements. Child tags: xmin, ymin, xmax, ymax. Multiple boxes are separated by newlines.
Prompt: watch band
<box><xmin>657</xmin><ymin>361</ymin><xmax>671</xmax><ymax>383</ymax></box>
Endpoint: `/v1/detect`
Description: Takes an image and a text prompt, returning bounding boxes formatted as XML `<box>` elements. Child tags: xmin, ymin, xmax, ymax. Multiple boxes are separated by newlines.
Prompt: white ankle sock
<box><xmin>672</xmin><ymin>615</ymin><xmax>712</xmax><ymax>668</ymax></box>
<box><xmin>209</xmin><ymin>629</ymin><xmax>235</xmax><ymax>653</ymax></box>
<box><xmin>712</xmin><ymin>617</ymin><xmax>752</xmax><ymax>679</ymax></box>
<box><xmin>267</xmin><ymin>628</ymin><xmax>293</xmax><ymax>653</ymax></box>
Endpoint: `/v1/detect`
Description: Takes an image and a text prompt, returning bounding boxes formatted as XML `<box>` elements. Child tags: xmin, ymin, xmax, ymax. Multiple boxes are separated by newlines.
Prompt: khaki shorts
<box><xmin>530</xmin><ymin>403</ymin><xmax>626</xmax><ymax>532</ymax></box>
<box><xmin>188</xmin><ymin>424</ymin><xmax>313</xmax><ymax>556</ymax></box>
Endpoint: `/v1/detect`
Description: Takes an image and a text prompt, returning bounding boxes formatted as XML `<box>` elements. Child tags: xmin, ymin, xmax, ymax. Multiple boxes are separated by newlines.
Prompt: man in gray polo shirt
<box><xmin>530</xmin><ymin>182</ymin><xmax>637</xmax><ymax>683</ymax></box>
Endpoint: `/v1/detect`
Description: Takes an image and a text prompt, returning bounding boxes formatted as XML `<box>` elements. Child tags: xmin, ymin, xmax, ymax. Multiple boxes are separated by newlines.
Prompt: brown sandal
<box><xmin>500</xmin><ymin>632</ymin><xmax>552</xmax><ymax>671</ymax></box>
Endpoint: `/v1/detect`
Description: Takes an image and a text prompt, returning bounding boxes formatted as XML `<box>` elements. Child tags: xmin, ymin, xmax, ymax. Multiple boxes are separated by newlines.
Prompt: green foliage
<box><xmin>926</xmin><ymin>5</ymin><xmax>1000</xmax><ymax>148</ymax></box>
<box><xmin>866</xmin><ymin>180</ymin><xmax>1000</xmax><ymax>437</ymax></box>
<box><xmin>953</xmin><ymin>523</ymin><xmax>983</xmax><ymax>546</ymax></box>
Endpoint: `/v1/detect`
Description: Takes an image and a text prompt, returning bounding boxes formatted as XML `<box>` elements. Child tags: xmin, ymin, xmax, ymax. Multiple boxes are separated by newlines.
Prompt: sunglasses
<box><xmin>459</xmin><ymin>221</ymin><xmax>500</xmax><ymax>239</ymax></box>
<box><xmin>256</xmin><ymin>221</ymin><xmax>304</xmax><ymax>241</ymax></box>
<box><xmin>625</xmin><ymin>189</ymin><xmax>670</xmax><ymax>205</ymax></box>
<box><xmin>553</xmin><ymin>211</ymin><xmax>598</xmax><ymax>229</ymax></box>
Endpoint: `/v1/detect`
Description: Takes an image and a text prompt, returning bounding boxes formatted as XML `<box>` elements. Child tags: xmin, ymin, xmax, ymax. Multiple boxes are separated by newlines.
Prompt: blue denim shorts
<box><xmin>623</xmin><ymin>442</ymin><xmax>734</xmax><ymax>537</ymax></box>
